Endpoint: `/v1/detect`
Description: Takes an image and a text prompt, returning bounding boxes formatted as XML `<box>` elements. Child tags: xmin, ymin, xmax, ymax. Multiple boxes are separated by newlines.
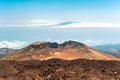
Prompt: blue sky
<box><xmin>1</xmin><ymin>0</ymin><xmax>120</xmax><ymax>24</ymax></box>
<box><xmin>0</xmin><ymin>0</ymin><xmax>120</xmax><ymax>48</ymax></box>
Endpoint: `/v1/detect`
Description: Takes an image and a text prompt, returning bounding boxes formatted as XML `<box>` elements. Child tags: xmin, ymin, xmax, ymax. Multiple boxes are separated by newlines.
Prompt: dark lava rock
<box><xmin>25</xmin><ymin>41</ymin><xmax>86</xmax><ymax>51</ymax></box>
<box><xmin>60</xmin><ymin>41</ymin><xmax>85</xmax><ymax>48</ymax></box>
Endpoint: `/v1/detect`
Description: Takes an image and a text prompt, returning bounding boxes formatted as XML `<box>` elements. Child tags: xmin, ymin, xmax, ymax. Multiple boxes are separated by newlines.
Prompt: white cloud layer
<box><xmin>45</xmin><ymin>39</ymin><xmax>104</xmax><ymax>46</ymax></box>
<box><xmin>83</xmin><ymin>39</ymin><xmax>103</xmax><ymax>45</ymax></box>
<box><xmin>0</xmin><ymin>41</ymin><xmax>27</xmax><ymax>49</ymax></box>
<box><xmin>1</xmin><ymin>20</ymin><xmax>120</xmax><ymax>28</ymax></box>
<box><xmin>29</xmin><ymin>20</ymin><xmax>62</xmax><ymax>26</ymax></box>
<box><xmin>0</xmin><ymin>20</ymin><xmax>62</xmax><ymax>27</ymax></box>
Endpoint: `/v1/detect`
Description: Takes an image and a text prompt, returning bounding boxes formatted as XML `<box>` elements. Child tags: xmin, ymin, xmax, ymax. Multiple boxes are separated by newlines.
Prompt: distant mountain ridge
<box><xmin>0</xmin><ymin>48</ymin><xmax>15</xmax><ymax>58</ymax></box>
<box><xmin>2</xmin><ymin>41</ymin><xmax>120</xmax><ymax>61</ymax></box>
<box><xmin>93</xmin><ymin>43</ymin><xmax>120</xmax><ymax>57</ymax></box>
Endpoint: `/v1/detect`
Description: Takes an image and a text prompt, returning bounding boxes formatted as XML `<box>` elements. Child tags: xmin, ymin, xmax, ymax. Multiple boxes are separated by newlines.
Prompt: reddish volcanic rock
<box><xmin>0</xmin><ymin>59</ymin><xmax>120</xmax><ymax>80</ymax></box>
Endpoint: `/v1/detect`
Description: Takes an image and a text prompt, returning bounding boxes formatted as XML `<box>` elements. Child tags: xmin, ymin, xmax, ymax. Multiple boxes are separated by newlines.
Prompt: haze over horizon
<box><xmin>0</xmin><ymin>0</ymin><xmax>120</xmax><ymax>48</ymax></box>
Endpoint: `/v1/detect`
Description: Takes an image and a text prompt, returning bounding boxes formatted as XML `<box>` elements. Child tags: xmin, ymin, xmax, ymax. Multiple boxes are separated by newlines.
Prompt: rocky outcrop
<box><xmin>60</xmin><ymin>41</ymin><xmax>85</xmax><ymax>48</ymax></box>
<box><xmin>25</xmin><ymin>41</ymin><xmax>86</xmax><ymax>51</ymax></box>
<box><xmin>25</xmin><ymin>42</ymin><xmax>59</xmax><ymax>50</ymax></box>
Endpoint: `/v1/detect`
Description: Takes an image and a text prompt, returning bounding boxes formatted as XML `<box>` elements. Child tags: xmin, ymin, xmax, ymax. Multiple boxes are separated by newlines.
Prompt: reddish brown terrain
<box><xmin>2</xmin><ymin>41</ymin><xmax>120</xmax><ymax>61</ymax></box>
<box><xmin>0</xmin><ymin>59</ymin><xmax>120</xmax><ymax>80</ymax></box>
<box><xmin>0</xmin><ymin>41</ymin><xmax>120</xmax><ymax>80</ymax></box>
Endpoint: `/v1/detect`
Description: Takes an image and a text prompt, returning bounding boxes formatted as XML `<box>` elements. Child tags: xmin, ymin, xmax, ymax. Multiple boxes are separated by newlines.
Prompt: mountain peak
<box><xmin>32</xmin><ymin>41</ymin><xmax>48</xmax><ymax>45</ymax></box>
<box><xmin>60</xmin><ymin>41</ymin><xmax>85</xmax><ymax>48</ymax></box>
<box><xmin>2</xmin><ymin>40</ymin><xmax>120</xmax><ymax>61</ymax></box>
<box><xmin>27</xmin><ymin>41</ymin><xmax>58</xmax><ymax>50</ymax></box>
<box><xmin>27</xmin><ymin>41</ymin><xmax>85</xmax><ymax>50</ymax></box>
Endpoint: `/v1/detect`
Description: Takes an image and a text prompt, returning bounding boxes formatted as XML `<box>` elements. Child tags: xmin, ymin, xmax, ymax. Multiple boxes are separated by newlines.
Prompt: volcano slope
<box><xmin>0</xmin><ymin>59</ymin><xmax>120</xmax><ymax>80</ymax></box>
<box><xmin>0</xmin><ymin>41</ymin><xmax>120</xmax><ymax>80</ymax></box>
<box><xmin>1</xmin><ymin>41</ymin><xmax>120</xmax><ymax>61</ymax></box>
